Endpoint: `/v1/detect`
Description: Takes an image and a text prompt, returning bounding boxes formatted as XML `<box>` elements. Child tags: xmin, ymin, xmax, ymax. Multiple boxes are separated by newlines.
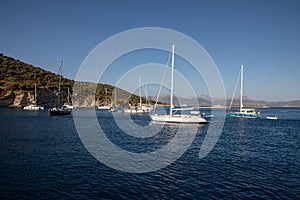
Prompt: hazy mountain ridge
<box><xmin>151</xmin><ymin>94</ymin><xmax>300</xmax><ymax>107</ymax></box>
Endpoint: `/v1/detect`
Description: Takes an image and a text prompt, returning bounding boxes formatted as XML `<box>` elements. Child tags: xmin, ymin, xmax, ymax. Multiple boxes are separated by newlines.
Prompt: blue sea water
<box><xmin>0</xmin><ymin>107</ymin><xmax>299</xmax><ymax>199</ymax></box>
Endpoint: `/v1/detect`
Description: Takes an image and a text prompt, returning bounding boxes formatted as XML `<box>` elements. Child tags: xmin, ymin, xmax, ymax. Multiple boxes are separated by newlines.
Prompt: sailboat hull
<box><xmin>97</xmin><ymin>106</ymin><xmax>111</xmax><ymax>110</ymax></box>
<box><xmin>229</xmin><ymin>112</ymin><xmax>260</xmax><ymax>119</ymax></box>
<box><xmin>124</xmin><ymin>106</ymin><xmax>153</xmax><ymax>114</ymax></box>
<box><xmin>150</xmin><ymin>114</ymin><xmax>207</xmax><ymax>124</ymax></box>
<box><xmin>24</xmin><ymin>104</ymin><xmax>44</xmax><ymax>110</ymax></box>
<box><xmin>49</xmin><ymin>108</ymin><xmax>72</xmax><ymax>116</ymax></box>
<box><xmin>266</xmin><ymin>116</ymin><xmax>277</xmax><ymax>120</ymax></box>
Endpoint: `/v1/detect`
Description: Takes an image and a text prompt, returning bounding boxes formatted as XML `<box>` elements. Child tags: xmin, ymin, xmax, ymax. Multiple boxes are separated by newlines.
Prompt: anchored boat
<box><xmin>266</xmin><ymin>116</ymin><xmax>278</xmax><ymax>120</ymax></box>
<box><xmin>229</xmin><ymin>65</ymin><xmax>260</xmax><ymax>119</ymax></box>
<box><xmin>150</xmin><ymin>44</ymin><xmax>207</xmax><ymax>124</ymax></box>
<box><xmin>49</xmin><ymin>61</ymin><xmax>72</xmax><ymax>116</ymax></box>
<box><xmin>23</xmin><ymin>83</ymin><xmax>44</xmax><ymax>110</ymax></box>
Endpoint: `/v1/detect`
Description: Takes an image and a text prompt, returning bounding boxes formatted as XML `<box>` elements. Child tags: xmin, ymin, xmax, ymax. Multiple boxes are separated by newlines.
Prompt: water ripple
<box><xmin>0</xmin><ymin>108</ymin><xmax>299</xmax><ymax>199</ymax></box>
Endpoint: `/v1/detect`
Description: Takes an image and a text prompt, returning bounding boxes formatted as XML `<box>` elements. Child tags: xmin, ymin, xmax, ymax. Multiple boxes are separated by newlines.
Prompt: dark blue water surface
<box><xmin>0</xmin><ymin>107</ymin><xmax>299</xmax><ymax>199</ymax></box>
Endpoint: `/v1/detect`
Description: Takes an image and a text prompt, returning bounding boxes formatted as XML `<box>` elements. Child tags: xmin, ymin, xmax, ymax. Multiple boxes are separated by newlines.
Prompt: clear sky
<box><xmin>1</xmin><ymin>0</ymin><xmax>300</xmax><ymax>101</ymax></box>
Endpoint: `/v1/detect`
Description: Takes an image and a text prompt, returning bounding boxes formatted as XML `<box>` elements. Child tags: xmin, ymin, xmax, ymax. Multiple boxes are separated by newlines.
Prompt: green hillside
<box><xmin>0</xmin><ymin>54</ymin><xmax>72</xmax><ymax>90</ymax></box>
<box><xmin>0</xmin><ymin>53</ymin><xmax>150</xmax><ymax>107</ymax></box>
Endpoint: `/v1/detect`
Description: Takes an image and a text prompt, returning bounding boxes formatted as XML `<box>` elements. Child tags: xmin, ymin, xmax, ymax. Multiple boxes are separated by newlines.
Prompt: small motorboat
<box><xmin>266</xmin><ymin>116</ymin><xmax>278</xmax><ymax>120</ymax></box>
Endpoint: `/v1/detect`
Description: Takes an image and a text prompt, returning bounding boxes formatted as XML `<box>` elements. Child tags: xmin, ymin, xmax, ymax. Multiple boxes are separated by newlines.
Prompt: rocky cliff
<box><xmin>0</xmin><ymin>87</ymin><xmax>70</xmax><ymax>108</ymax></box>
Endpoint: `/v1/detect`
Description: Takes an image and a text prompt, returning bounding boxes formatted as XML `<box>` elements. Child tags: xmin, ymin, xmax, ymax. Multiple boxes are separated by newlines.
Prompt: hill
<box><xmin>0</xmin><ymin>54</ymin><xmax>147</xmax><ymax>108</ymax></box>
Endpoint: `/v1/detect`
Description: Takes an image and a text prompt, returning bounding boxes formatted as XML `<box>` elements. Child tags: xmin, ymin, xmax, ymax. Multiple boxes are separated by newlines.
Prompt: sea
<box><xmin>0</xmin><ymin>107</ymin><xmax>299</xmax><ymax>199</ymax></box>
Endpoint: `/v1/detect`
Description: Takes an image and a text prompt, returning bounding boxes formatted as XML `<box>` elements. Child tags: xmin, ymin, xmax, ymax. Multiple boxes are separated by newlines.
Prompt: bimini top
<box><xmin>240</xmin><ymin>108</ymin><xmax>257</xmax><ymax>113</ymax></box>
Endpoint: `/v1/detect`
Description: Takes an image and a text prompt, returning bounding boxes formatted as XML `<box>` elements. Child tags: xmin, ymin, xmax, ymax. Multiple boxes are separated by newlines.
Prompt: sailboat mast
<box><xmin>67</xmin><ymin>87</ymin><xmax>70</xmax><ymax>104</ymax></box>
<box><xmin>115</xmin><ymin>87</ymin><xmax>116</xmax><ymax>108</ymax></box>
<box><xmin>144</xmin><ymin>85</ymin><xmax>149</xmax><ymax>106</ymax></box>
<box><xmin>104</xmin><ymin>87</ymin><xmax>107</xmax><ymax>105</ymax></box>
<box><xmin>170</xmin><ymin>44</ymin><xmax>175</xmax><ymax>116</ymax></box>
<box><xmin>240</xmin><ymin>64</ymin><xmax>244</xmax><ymax>110</ymax></box>
<box><xmin>139</xmin><ymin>76</ymin><xmax>142</xmax><ymax>107</ymax></box>
<box><xmin>58</xmin><ymin>61</ymin><xmax>63</xmax><ymax>108</ymax></box>
<box><xmin>34</xmin><ymin>83</ymin><xmax>37</xmax><ymax>104</ymax></box>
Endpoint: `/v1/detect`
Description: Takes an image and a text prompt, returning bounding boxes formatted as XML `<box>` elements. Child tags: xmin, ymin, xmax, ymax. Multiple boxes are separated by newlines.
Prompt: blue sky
<box><xmin>1</xmin><ymin>0</ymin><xmax>300</xmax><ymax>101</ymax></box>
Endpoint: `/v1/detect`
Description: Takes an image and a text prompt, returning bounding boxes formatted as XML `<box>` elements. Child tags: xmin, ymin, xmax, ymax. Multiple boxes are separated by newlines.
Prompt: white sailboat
<box><xmin>150</xmin><ymin>44</ymin><xmax>207</xmax><ymax>124</ymax></box>
<box><xmin>23</xmin><ymin>83</ymin><xmax>44</xmax><ymax>110</ymax></box>
<box><xmin>109</xmin><ymin>87</ymin><xmax>118</xmax><ymax>112</ymax></box>
<box><xmin>97</xmin><ymin>105</ymin><xmax>111</xmax><ymax>110</ymax></box>
<box><xmin>98</xmin><ymin>88</ymin><xmax>111</xmax><ymax>110</ymax></box>
<box><xmin>63</xmin><ymin>87</ymin><xmax>74</xmax><ymax>109</ymax></box>
<box><xmin>124</xmin><ymin>76</ymin><xmax>153</xmax><ymax>114</ymax></box>
<box><xmin>49</xmin><ymin>61</ymin><xmax>72</xmax><ymax>115</ymax></box>
<box><xmin>229</xmin><ymin>65</ymin><xmax>260</xmax><ymax>119</ymax></box>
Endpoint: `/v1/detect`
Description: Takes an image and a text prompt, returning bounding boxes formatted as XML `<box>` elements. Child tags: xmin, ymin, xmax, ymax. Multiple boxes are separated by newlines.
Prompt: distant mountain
<box><xmin>267</xmin><ymin>100</ymin><xmax>300</xmax><ymax>107</ymax></box>
<box><xmin>226</xmin><ymin>96</ymin><xmax>300</xmax><ymax>108</ymax></box>
<box><xmin>150</xmin><ymin>94</ymin><xmax>300</xmax><ymax>108</ymax></box>
<box><xmin>0</xmin><ymin>54</ymin><xmax>146</xmax><ymax>108</ymax></box>
<box><xmin>152</xmin><ymin>95</ymin><xmax>211</xmax><ymax>106</ymax></box>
